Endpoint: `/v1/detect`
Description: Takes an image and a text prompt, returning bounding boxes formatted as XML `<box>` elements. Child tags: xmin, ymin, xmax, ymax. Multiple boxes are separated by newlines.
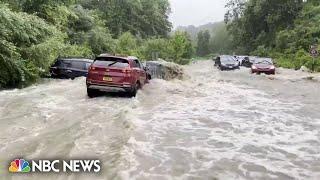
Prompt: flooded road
<box><xmin>0</xmin><ymin>60</ymin><xmax>319</xmax><ymax>180</ymax></box>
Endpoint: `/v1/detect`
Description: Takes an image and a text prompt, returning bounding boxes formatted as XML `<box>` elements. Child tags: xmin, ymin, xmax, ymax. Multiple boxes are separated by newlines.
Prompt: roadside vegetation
<box><xmin>181</xmin><ymin>0</ymin><xmax>320</xmax><ymax>72</ymax></box>
<box><xmin>225</xmin><ymin>0</ymin><xmax>320</xmax><ymax>71</ymax></box>
<box><xmin>0</xmin><ymin>0</ymin><xmax>193</xmax><ymax>88</ymax></box>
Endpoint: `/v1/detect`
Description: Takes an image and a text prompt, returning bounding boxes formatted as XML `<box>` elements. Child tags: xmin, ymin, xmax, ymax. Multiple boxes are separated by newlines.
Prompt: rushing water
<box><xmin>0</xmin><ymin>60</ymin><xmax>319</xmax><ymax>180</ymax></box>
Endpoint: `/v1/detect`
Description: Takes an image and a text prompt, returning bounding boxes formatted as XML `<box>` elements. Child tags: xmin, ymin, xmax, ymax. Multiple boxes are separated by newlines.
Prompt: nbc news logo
<box><xmin>9</xmin><ymin>159</ymin><xmax>101</xmax><ymax>173</ymax></box>
<box><xmin>9</xmin><ymin>159</ymin><xmax>31</xmax><ymax>173</ymax></box>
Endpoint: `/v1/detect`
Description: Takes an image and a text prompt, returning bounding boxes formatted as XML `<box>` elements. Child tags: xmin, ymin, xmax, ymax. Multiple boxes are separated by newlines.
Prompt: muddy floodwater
<box><xmin>0</xmin><ymin>60</ymin><xmax>319</xmax><ymax>180</ymax></box>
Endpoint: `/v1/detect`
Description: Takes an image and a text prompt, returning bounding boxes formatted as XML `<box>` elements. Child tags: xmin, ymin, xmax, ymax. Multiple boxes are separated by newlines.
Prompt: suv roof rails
<box><xmin>57</xmin><ymin>56</ymin><xmax>93</xmax><ymax>59</ymax></box>
<box><xmin>57</xmin><ymin>57</ymin><xmax>93</xmax><ymax>62</ymax></box>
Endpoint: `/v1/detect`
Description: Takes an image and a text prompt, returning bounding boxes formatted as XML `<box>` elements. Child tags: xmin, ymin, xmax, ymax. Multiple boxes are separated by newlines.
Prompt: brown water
<box><xmin>0</xmin><ymin>60</ymin><xmax>319</xmax><ymax>180</ymax></box>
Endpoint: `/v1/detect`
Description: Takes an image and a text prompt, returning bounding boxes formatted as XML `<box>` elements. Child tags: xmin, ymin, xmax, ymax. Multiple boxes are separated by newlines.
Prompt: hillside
<box><xmin>175</xmin><ymin>22</ymin><xmax>224</xmax><ymax>41</ymax></box>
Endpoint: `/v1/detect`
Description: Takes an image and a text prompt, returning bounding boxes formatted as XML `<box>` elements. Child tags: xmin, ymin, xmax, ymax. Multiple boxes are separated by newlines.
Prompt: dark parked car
<box><xmin>242</xmin><ymin>56</ymin><xmax>257</xmax><ymax>67</ymax></box>
<box><xmin>251</xmin><ymin>58</ymin><xmax>276</xmax><ymax>75</ymax></box>
<box><xmin>50</xmin><ymin>58</ymin><xmax>93</xmax><ymax>79</ymax></box>
<box><xmin>86</xmin><ymin>55</ymin><xmax>148</xmax><ymax>97</ymax></box>
<box><xmin>216</xmin><ymin>55</ymin><xmax>240</xmax><ymax>71</ymax></box>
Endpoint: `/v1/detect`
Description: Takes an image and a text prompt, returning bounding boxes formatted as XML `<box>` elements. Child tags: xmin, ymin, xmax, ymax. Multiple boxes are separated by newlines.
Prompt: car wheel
<box><xmin>129</xmin><ymin>83</ymin><xmax>138</xmax><ymax>97</ymax></box>
<box><xmin>87</xmin><ymin>88</ymin><xmax>99</xmax><ymax>98</ymax></box>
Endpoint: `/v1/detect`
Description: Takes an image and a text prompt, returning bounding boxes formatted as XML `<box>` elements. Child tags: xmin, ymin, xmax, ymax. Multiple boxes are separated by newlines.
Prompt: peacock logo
<box><xmin>9</xmin><ymin>159</ymin><xmax>31</xmax><ymax>173</ymax></box>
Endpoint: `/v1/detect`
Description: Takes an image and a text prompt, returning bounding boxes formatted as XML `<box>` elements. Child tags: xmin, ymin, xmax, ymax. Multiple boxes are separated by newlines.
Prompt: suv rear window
<box><xmin>94</xmin><ymin>57</ymin><xmax>129</xmax><ymax>68</ymax></box>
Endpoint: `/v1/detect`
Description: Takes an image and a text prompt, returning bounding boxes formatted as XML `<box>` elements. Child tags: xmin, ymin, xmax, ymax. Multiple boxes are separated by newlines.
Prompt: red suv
<box><xmin>86</xmin><ymin>55</ymin><xmax>148</xmax><ymax>97</ymax></box>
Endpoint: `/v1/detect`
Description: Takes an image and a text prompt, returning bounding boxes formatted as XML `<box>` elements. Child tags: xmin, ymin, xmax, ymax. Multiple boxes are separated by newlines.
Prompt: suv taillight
<box><xmin>89</xmin><ymin>66</ymin><xmax>96</xmax><ymax>71</ymax></box>
<box><xmin>122</xmin><ymin>68</ymin><xmax>131</xmax><ymax>73</ymax></box>
<box><xmin>122</xmin><ymin>68</ymin><xmax>132</xmax><ymax>77</ymax></box>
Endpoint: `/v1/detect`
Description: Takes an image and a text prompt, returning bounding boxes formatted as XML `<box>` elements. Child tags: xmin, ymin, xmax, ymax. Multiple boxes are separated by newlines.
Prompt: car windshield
<box><xmin>255</xmin><ymin>59</ymin><xmax>273</xmax><ymax>65</ymax></box>
<box><xmin>221</xmin><ymin>56</ymin><xmax>237</xmax><ymax>63</ymax></box>
<box><xmin>94</xmin><ymin>57</ymin><xmax>129</xmax><ymax>68</ymax></box>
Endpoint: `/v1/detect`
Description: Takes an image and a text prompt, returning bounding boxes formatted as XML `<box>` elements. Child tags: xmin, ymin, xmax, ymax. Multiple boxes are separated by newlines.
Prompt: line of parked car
<box><xmin>214</xmin><ymin>55</ymin><xmax>276</xmax><ymax>75</ymax></box>
<box><xmin>49</xmin><ymin>54</ymin><xmax>152</xmax><ymax>97</ymax></box>
<box><xmin>49</xmin><ymin>54</ymin><xmax>276</xmax><ymax>98</ymax></box>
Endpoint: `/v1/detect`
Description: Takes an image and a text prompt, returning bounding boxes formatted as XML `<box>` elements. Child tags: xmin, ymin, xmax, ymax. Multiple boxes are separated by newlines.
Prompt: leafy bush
<box><xmin>167</xmin><ymin>31</ymin><xmax>194</xmax><ymax>64</ymax></box>
<box><xmin>0</xmin><ymin>3</ymin><xmax>92</xmax><ymax>88</ymax></box>
<box><xmin>116</xmin><ymin>32</ymin><xmax>140</xmax><ymax>57</ymax></box>
<box><xmin>140</xmin><ymin>38</ymin><xmax>170</xmax><ymax>60</ymax></box>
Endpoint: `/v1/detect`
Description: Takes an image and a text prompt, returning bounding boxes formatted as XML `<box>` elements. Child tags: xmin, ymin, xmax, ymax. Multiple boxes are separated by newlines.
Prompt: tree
<box><xmin>224</xmin><ymin>0</ymin><xmax>246</xmax><ymax>23</ymax></box>
<box><xmin>79</xmin><ymin>0</ymin><xmax>172</xmax><ymax>38</ymax></box>
<box><xmin>226</xmin><ymin>0</ymin><xmax>304</xmax><ymax>54</ymax></box>
<box><xmin>116</xmin><ymin>32</ymin><xmax>139</xmax><ymax>56</ymax></box>
<box><xmin>196</xmin><ymin>30</ymin><xmax>211</xmax><ymax>56</ymax></box>
<box><xmin>140</xmin><ymin>38</ymin><xmax>170</xmax><ymax>60</ymax></box>
<box><xmin>167</xmin><ymin>31</ymin><xmax>194</xmax><ymax>64</ymax></box>
<box><xmin>210</xmin><ymin>22</ymin><xmax>234</xmax><ymax>54</ymax></box>
<box><xmin>0</xmin><ymin>3</ymin><xmax>92</xmax><ymax>88</ymax></box>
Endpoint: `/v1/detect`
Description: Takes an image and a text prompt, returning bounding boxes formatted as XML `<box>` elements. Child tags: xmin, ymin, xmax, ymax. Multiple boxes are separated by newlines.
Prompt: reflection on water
<box><xmin>0</xmin><ymin>61</ymin><xmax>319</xmax><ymax>180</ymax></box>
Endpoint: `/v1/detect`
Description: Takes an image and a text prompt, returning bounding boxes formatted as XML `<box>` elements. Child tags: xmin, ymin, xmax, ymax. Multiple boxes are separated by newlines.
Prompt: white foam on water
<box><xmin>117</xmin><ymin>61</ymin><xmax>320</xmax><ymax>179</ymax></box>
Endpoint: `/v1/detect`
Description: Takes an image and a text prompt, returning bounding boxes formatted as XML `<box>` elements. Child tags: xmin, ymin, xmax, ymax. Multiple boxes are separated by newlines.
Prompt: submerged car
<box><xmin>242</xmin><ymin>56</ymin><xmax>257</xmax><ymax>67</ymax></box>
<box><xmin>86</xmin><ymin>55</ymin><xmax>148</xmax><ymax>97</ymax></box>
<box><xmin>145</xmin><ymin>61</ymin><xmax>164</xmax><ymax>79</ymax></box>
<box><xmin>216</xmin><ymin>55</ymin><xmax>240</xmax><ymax>71</ymax></box>
<box><xmin>50</xmin><ymin>58</ymin><xmax>93</xmax><ymax>79</ymax></box>
<box><xmin>251</xmin><ymin>58</ymin><xmax>276</xmax><ymax>75</ymax></box>
<box><xmin>235</xmin><ymin>56</ymin><xmax>248</xmax><ymax>66</ymax></box>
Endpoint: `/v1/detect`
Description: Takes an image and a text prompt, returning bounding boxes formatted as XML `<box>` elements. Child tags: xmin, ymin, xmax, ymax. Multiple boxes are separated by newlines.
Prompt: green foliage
<box><xmin>0</xmin><ymin>0</ymin><xmax>191</xmax><ymax>89</ymax></box>
<box><xmin>196</xmin><ymin>30</ymin><xmax>211</xmax><ymax>56</ymax></box>
<box><xmin>209</xmin><ymin>23</ymin><xmax>234</xmax><ymax>54</ymax></box>
<box><xmin>226</xmin><ymin>0</ymin><xmax>320</xmax><ymax>71</ymax></box>
<box><xmin>275</xmin><ymin>4</ymin><xmax>320</xmax><ymax>52</ymax></box>
<box><xmin>116</xmin><ymin>32</ymin><xmax>140</xmax><ymax>57</ymax></box>
<box><xmin>42</xmin><ymin>5</ymin><xmax>77</xmax><ymax>31</ymax></box>
<box><xmin>167</xmin><ymin>31</ymin><xmax>194</xmax><ymax>64</ymax></box>
<box><xmin>270</xmin><ymin>49</ymin><xmax>319</xmax><ymax>71</ymax></box>
<box><xmin>139</xmin><ymin>32</ymin><xmax>194</xmax><ymax>64</ymax></box>
<box><xmin>140</xmin><ymin>38</ymin><xmax>170</xmax><ymax>60</ymax></box>
<box><xmin>0</xmin><ymin>3</ymin><xmax>92</xmax><ymax>88</ymax></box>
<box><xmin>226</xmin><ymin>0</ymin><xmax>304</xmax><ymax>54</ymax></box>
<box><xmin>87</xmin><ymin>26</ymin><xmax>116</xmax><ymax>55</ymax></box>
<box><xmin>78</xmin><ymin>0</ymin><xmax>172</xmax><ymax>38</ymax></box>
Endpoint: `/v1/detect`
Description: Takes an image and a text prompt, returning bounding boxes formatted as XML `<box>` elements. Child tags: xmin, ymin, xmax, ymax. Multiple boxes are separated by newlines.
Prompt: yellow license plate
<box><xmin>103</xmin><ymin>77</ymin><xmax>112</xmax><ymax>81</ymax></box>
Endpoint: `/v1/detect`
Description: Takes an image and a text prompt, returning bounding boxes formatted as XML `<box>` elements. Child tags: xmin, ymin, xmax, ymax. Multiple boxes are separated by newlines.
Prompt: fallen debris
<box><xmin>145</xmin><ymin>60</ymin><xmax>185</xmax><ymax>80</ymax></box>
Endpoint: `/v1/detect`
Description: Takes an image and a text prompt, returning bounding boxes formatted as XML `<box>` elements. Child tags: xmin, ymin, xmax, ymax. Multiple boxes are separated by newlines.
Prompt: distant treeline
<box><xmin>0</xmin><ymin>0</ymin><xmax>193</xmax><ymax>88</ymax></box>
<box><xmin>177</xmin><ymin>22</ymin><xmax>234</xmax><ymax>57</ymax></box>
